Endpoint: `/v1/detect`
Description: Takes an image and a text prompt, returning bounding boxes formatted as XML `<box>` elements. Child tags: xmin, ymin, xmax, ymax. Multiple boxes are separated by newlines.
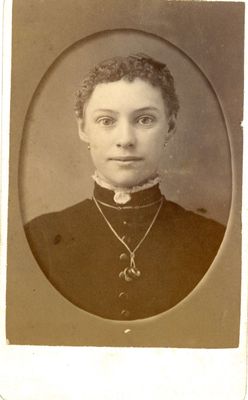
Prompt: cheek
<box><xmin>89</xmin><ymin>136</ymin><xmax>104</xmax><ymax>153</ymax></box>
<box><xmin>145</xmin><ymin>138</ymin><xmax>164</xmax><ymax>166</ymax></box>
<box><xmin>90</xmin><ymin>142</ymin><xmax>108</xmax><ymax>168</ymax></box>
<box><xmin>143</xmin><ymin>131</ymin><xmax>164</xmax><ymax>153</ymax></box>
<box><xmin>89</xmin><ymin>132</ymin><xmax>110</xmax><ymax>148</ymax></box>
<box><xmin>149</xmin><ymin>148</ymin><xmax>163</xmax><ymax>167</ymax></box>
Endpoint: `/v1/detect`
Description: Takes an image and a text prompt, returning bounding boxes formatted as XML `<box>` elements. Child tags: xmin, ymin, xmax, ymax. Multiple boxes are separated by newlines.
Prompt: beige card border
<box><xmin>0</xmin><ymin>0</ymin><xmax>247</xmax><ymax>399</ymax></box>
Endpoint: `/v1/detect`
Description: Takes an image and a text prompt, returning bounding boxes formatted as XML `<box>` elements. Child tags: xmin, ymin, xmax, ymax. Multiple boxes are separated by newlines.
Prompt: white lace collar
<box><xmin>92</xmin><ymin>172</ymin><xmax>161</xmax><ymax>204</ymax></box>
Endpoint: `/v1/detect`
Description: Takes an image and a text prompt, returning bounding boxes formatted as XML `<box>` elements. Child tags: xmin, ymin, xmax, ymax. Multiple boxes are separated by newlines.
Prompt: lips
<box><xmin>109</xmin><ymin>156</ymin><xmax>143</xmax><ymax>162</ymax></box>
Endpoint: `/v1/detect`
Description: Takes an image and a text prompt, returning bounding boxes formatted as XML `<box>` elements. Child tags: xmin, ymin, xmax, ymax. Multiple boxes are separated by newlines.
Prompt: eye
<box><xmin>96</xmin><ymin>116</ymin><xmax>115</xmax><ymax>126</ymax></box>
<box><xmin>136</xmin><ymin>115</ymin><xmax>156</xmax><ymax>126</ymax></box>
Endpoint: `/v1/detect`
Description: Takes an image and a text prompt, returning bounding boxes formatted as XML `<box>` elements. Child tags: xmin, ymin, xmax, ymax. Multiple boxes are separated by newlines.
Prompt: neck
<box><xmin>92</xmin><ymin>172</ymin><xmax>160</xmax><ymax>194</ymax></box>
<box><xmin>93</xmin><ymin>173</ymin><xmax>163</xmax><ymax>206</ymax></box>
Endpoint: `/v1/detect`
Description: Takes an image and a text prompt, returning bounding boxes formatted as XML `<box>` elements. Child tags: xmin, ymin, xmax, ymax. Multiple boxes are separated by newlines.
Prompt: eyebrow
<box><xmin>134</xmin><ymin>107</ymin><xmax>160</xmax><ymax>113</ymax></box>
<box><xmin>93</xmin><ymin>107</ymin><xmax>160</xmax><ymax>114</ymax></box>
<box><xmin>93</xmin><ymin>109</ymin><xmax>117</xmax><ymax>113</ymax></box>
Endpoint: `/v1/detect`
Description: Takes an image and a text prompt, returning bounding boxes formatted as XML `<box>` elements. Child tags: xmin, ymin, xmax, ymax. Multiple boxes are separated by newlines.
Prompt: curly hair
<box><xmin>74</xmin><ymin>53</ymin><xmax>179</xmax><ymax>119</ymax></box>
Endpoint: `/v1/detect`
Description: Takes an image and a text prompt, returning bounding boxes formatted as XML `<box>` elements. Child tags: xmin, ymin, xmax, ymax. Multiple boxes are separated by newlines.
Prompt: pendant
<box><xmin>119</xmin><ymin>252</ymin><xmax>141</xmax><ymax>282</ymax></box>
<box><xmin>119</xmin><ymin>267</ymin><xmax>141</xmax><ymax>282</ymax></box>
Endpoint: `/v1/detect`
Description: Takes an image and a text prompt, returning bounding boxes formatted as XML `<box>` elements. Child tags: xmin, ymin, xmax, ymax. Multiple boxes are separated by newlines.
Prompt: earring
<box><xmin>87</xmin><ymin>144</ymin><xmax>90</xmax><ymax>150</ymax></box>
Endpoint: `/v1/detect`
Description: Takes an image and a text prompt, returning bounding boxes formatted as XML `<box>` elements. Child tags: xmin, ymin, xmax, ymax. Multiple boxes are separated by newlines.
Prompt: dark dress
<box><xmin>24</xmin><ymin>183</ymin><xmax>225</xmax><ymax>320</ymax></box>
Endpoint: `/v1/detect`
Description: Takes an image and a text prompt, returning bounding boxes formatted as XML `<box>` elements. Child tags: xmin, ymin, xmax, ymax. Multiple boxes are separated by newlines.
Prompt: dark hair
<box><xmin>74</xmin><ymin>53</ymin><xmax>179</xmax><ymax>118</ymax></box>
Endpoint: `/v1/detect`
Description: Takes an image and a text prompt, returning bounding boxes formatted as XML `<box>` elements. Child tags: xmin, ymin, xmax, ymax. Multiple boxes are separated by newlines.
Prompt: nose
<box><xmin>116</xmin><ymin>120</ymin><xmax>136</xmax><ymax>148</ymax></box>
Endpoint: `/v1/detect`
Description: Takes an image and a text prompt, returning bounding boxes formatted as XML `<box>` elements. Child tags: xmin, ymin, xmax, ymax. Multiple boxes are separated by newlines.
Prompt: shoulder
<box><xmin>24</xmin><ymin>198</ymin><xmax>99</xmax><ymax>271</ymax></box>
<box><xmin>24</xmin><ymin>198</ymin><xmax>96</xmax><ymax>241</ymax></box>
<box><xmin>26</xmin><ymin>198</ymin><xmax>93</xmax><ymax>226</ymax></box>
<box><xmin>162</xmin><ymin>198</ymin><xmax>225</xmax><ymax>226</ymax></box>
<box><xmin>159</xmin><ymin>198</ymin><xmax>226</xmax><ymax>245</ymax></box>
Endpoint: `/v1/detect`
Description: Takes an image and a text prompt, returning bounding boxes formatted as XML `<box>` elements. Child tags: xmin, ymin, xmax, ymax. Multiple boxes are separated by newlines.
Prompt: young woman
<box><xmin>25</xmin><ymin>54</ymin><xmax>225</xmax><ymax>320</ymax></box>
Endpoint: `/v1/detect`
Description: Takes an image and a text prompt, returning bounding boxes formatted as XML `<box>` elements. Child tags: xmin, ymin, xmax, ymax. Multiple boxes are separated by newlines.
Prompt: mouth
<box><xmin>109</xmin><ymin>156</ymin><xmax>143</xmax><ymax>162</ymax></box>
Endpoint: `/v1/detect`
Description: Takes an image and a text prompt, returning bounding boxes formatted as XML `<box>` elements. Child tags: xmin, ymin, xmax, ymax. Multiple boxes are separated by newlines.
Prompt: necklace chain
<box><xmin>93</xmin><ymin>195</ymin><xmax>164</xmax><ymax>282</ymax></box>
<box><xmin>93</xmin><ymin>197</ymin><xmax>163</xmax><ymax>210</ymax></box>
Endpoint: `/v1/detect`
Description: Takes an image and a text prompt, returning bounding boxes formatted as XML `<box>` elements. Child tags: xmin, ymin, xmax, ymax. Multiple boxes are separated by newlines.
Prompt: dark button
<box><xmin>118</xmin><ymin>291</ymin><xmax>128</xmax><ymax>300</ymax></box>
<box><xmin>53</xmin><ymin>234</ymin><xmax>62</xmax><ymax>244</ymax></box>
<box><xmin>119</xmin><ymin>253</ymin><xmax>128</xmax><ymax>261</ymax></box>
<box><xmin>121</xmin><ymin>309</ymin><xmax>130</xmax><ymax>318</ymax></box>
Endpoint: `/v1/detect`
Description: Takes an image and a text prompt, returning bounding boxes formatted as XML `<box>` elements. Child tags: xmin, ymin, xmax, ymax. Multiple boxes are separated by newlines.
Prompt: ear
<box><xmin>76</xmin><ymin>117</ymin><xmax>90</xmax><ymax>143</ymax></box>
<box><xmin>165</xmin><ymin>114</ymin><xmax>177</xmax><ymax>143</ymax></box>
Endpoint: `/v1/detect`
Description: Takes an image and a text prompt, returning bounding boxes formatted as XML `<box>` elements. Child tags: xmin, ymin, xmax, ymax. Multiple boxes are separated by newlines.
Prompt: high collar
<box><xmin>93</xmin><ymin>182</ymin><xmax>162</xmax><ymax>207</ymax></box>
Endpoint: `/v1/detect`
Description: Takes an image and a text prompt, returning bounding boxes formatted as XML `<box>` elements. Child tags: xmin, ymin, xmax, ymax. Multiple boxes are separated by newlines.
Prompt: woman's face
<box><xmin>77</xmin><ymin>78</ymin><xmax>175</xmax><ymax>188</ymax></box>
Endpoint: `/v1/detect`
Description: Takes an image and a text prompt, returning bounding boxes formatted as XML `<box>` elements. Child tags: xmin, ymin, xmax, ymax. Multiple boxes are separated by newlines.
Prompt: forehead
<box><xmin>85</xmin><ymin>78</ymin><xmax>165</xmax><ymax>113</ymax></box>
